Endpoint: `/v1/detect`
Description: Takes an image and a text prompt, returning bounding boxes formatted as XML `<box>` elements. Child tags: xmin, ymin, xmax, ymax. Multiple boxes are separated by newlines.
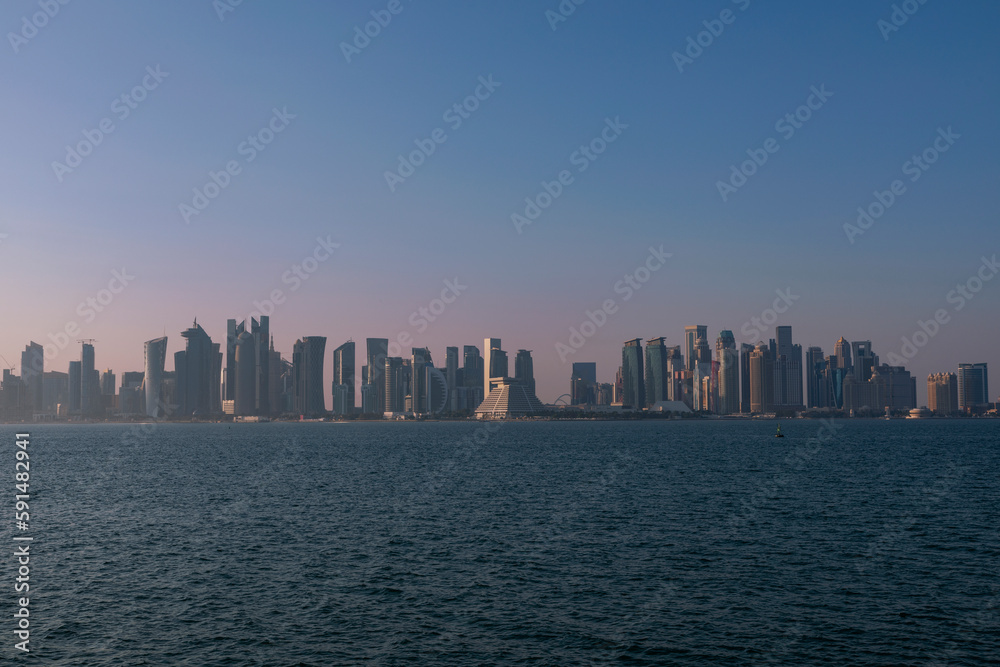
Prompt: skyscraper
<box><xmin>20</xmin><ymin>342</ymin><xmax>43</xmax><ymax>413</ymax></box>
<box><xmin>225</xmin><ymin>317</ymin><xmax>270</xmax><ymax>415</ymax></box>
<box><xmin>484</xmin><ymin>337</ymin><xmax>508</xmax><ymax>400</ymax></box>
<box><xmin>68</xmin><ymin>361</ymin><xmax>81</xmax><ymax>413</ymax></box>
<box><xmin>384</xmin><ymin>356</ymin><xmax>404</xmax><ymax>413</ymax></box>
<box><xmin>483</xmin><ymin>337</ymin><xmax>498</xmax><ymax>401</ymax></box>
<box><xmin>119</xmin><ymin>371</ymin><xmax>144</xmax><ymax>415</ymax></box>
<box><xmin>463</xmin><ymin>345</ymin><xmax>484</xmax><ymax>408</ymax></box>
<box><xmin>749</xmin><ymin>342</ymin><xmax>774</xmax><ymax>413</ymax></box>
<box><xmin>445</xmin><ymin>346</ymin><xmax>459</xmax><ymax>412</ymax></box>
<box><xmin>622</xmin><ymin>338</ymin><xmax>645</xmax><ymax>410</ymax></box>
<box><xmin>80</xmin><ymin>341</ymin><xmax>97</xmax><ymax>416</ymax></box>
<box><xmin>293</xmin><ymin>336</ymin><xmax>327</xmax><ymax>416</ymax></box>
<box><xmin>684</xmin><ymin>325</ymin><xmax>707</xmax><ymax>372</ymax></box>
<box><xmin>570</xmin><ymin>362</ymin><xmax>597</xmax><ymax>405</ymax></box>
<box><xmin>225</xmin><ymin>318</ymin><xmax>238</xmax><ymax>401</ymax></box>
<box><xmin>234</xmin><ymin>331</ymin><xmax>256</xmax><ymax>416</ymax></box>
<box><xmin>268</xmin><ymin>338</ymin><xmax>284</xmax><ymax>415</ymax></box>
<box><xmin>772</xmin><ymin>326</ymin><xmax>803</xmax><ymax>408</ymax></box>
<box><xmin>740</xmin><ymin>343</ymin><xmax>753</xmax><ymax>413</ymax></box>
<box><xmin>834</xmin><ymin>337</ymin><xmax>852</xmax><ymax>370</ymax></box>
<box><xmin>644</xmin><ymin>337</ymin><xmax>669</xmax><ymax>407</ymax></box>
<box><xmin>332</xmin><ymin>340</ymin><xmax>356</xmax><ymax>415</ymax></box>
<box><xmin>174</xmin><ymin>320</ymin><xmax>221</xmax><ymax>417</ymax></box>
<box><xmin>927</xmin><ymin>372</ymin><xmax>958</xmax><ymax>415</ymax></box>
<box><xmin>716</xmin><ymin>331</ymin><xmax>739</xmax><ymax>415</ymax></box>
<box><xmin>514</xmin><ymin>349</ymin><xmax>535</xmax><ymax>397</ymax></box>
<box><xmin>100</xmin><ymin>370</ymin><xmax>116</xmax><ymax>395</ymax></box>
<box><xmin>851</xmin><ymin>341</ymin><xmax>877</xmax><ymax>382</ymax></box>
<box><xmin>805</xmin><ymin>346</ymin><xmax>827</xmax><ymax>408</ymax></box>
<box><xmin>874</xmin><ymin>364</ymin><xmax>916</xmax><ymax>411</ymax></box>
<box><xmin>411</xmin><ymin>347</ymin><xmax>432</xmax><ymax>414</ymax></box>
<box><xmin>365</xmin><ymin>338</ymin><xmax>388</xmax><ymax>414</ymax></box>
<box><xmin>572</xmin><ymin>362</ymin><xmax>596</xmax><ymax>384</ymax></box>
<box><xmin>957</xmin><ymin>363</ymin><xmax>989</xmax><ymax>412</ymax></box>
<box><xmin>692</xmin><ymin>333</ymin><xmax>712</xmax><ymax>412</ymax></box>
<box><xmin>143</xmin><ymin>336</ymin><xmax>168</xmax><ymax>417</ymax></box>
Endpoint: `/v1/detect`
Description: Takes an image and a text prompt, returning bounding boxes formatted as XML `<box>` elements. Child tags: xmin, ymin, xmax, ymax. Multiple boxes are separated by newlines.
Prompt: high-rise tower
<box><xmin>514</xmin><ymin>350</ymin><xmax>535</xmax><ymax>396</ymax></box>
<box><xmin>332</xmin><ymin>340</ymin><xmax>356</xmax><ymax>415</ymax></box>
<box><xmin>622</xmin><ymin>338</ymin><xmax>645</xmax><ymax>410</ymax></box>
<box><xmin>716</xmin><ymin>331</ymin><xmax>739</xmax><ymax>415</ymax></box>
<box><xmin>684</xmin><ymin>325</ymin><xmax>707</xmax><ymax>372</ymax></box>
<box><xmin>293</xmin><ymin>337</ymin><xmax>327</xmax><ymax>416</ymax></box>
<box><xmin>957</xmin><ymin>363</ymin><xmax>989</xmax><ymax>412</ymax></box>
<box><xmin>144</xmin><ymin>337</ymin><xmax>168</xmax><ymax>417</ymax></box>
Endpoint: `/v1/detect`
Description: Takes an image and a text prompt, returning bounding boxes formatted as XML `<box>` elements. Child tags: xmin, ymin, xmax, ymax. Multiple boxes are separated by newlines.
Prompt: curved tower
<box><xmin>144</xmin><ymin>337</ymin><xmax>168</xmax><ymax>417</ymax></box>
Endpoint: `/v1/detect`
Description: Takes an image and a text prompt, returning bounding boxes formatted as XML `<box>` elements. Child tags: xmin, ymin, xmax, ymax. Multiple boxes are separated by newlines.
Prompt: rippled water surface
<box><xmin>3</xmin><ymin>420</ymin><xmax>999</xmax><ymax>665</ymax></box>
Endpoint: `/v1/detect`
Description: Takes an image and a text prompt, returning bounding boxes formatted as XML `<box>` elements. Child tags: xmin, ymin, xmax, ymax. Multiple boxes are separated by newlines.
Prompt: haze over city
<box><xmin>2</xmin><ymin>0</ymin><xmax>998</xmax><ymax>406</ymax></box>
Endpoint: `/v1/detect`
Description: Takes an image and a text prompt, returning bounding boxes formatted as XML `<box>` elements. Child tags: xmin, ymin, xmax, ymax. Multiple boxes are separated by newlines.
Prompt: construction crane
<box><xmin>77</xmin><ymin>339</ymin><xmax>97</xmax><ymax>345</ymax></box>
<box><xmin>0</xmin><ymin>354</ymin><xmax>14</xmax><ymax>373</ymax></box>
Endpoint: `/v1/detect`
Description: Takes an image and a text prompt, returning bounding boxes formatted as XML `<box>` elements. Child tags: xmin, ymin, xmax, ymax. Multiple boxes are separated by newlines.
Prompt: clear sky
<box><xmin>2</xmin><ymin>0</ymin><xmax>998</xmax><ymax>406</ymax></box>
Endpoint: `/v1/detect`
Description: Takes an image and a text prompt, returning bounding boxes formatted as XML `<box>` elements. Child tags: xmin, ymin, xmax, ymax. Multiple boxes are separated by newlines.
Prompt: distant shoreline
<box><xmin>2</xmin><ymin>415</ymin><xmax>996</xmax><ymax>426</ymax></box>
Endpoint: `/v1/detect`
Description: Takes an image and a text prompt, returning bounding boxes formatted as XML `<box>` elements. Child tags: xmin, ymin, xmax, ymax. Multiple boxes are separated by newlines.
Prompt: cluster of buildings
<box><xmin>568</xmin><ymin>326</ymin><xmax>992</xmax><ymax>417</ymax></box>
<box><xmin>0</xmin><ymin>319</ymin><xmax>542</xmax><ymax>421</ymax></box>
<box><xmin>1</xmin><ymin>319</ymin><xmax>993</xmax><ymax>422</ymax></box>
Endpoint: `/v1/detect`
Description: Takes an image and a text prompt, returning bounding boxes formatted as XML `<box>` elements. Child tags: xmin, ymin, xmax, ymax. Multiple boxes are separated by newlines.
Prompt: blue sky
<box><xmin>2</xmin><ymin>0</ymin><xmax>998</xmax><ymax>405</ymax></box>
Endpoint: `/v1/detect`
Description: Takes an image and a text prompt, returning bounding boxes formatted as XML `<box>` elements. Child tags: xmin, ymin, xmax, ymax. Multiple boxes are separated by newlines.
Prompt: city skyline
<box><xmin>1</xmin><ymin>2</ymin><xmax>998</xmax><ymax>408</ymax></box>
<box><xmin>3</xmin><ymin>315</ymin><xmax>994</xmax><ymax>416</ymax></box>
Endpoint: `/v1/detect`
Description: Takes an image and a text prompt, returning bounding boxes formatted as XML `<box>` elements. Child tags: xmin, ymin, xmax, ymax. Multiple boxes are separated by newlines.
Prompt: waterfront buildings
<box><xmin>226</xmin><ymin>317</ymin><xmax>270</xmax><ymax>416</ymax></box>
<box><xmin>292</xmin><ymin>336</ymin><xmax>327</xmax><ymax>417</ymax></box>
<box><xmin>927</xmin><ymin>372</ymin><xmax>958</xmax><ymax>415</ymax></box>
<box><xmin>475</xmin><ymin>377</ymin><xmax>543</xmax><ymax>419</ymax></box>
<box><xmin>621</xmin><ymin>338</ymin><xmax>645</xmax><ymax>410</ymax></box>
<box><xmin>749</xmin><ymin>342</ymin><xmax>774</xmax><ymax>413</ymax></box>
<box><xmin>365</xmin><ymin>338</ymin><xmax>388</xmax><ymax>415</ymax></box>
<box><xmin>644</xmin><ymin>337</ymin><xmax>669</xmax><ymax>408</ymax></box>
<box><xmin>716</xmin><ymin>331</ymin><xmax>739</xmax><ymax>415</ymax></box>
<box><xmin>143</xmin><ymin>337</ymin><xmax>168</xmax><ymax>417</ymax></box>
<box><xmin>957</xmin><ymin>363</ymin><xmax>989</xmax><ymax>412</ymax></box>
<box><xmin>331</xmin><ymin>340</ymin><xmax>356</xmax><ymax>415</ymax></box>
<box><xmin>570</xmin><ymin>362</ymin><xmax>597</xmax><ymax>405</ymax></box>
<box><xmin>772</xmin><ymin>326</ymin><xmax>803</xmax><ymax>409</ymax></box>
<box><xmin>20</xmin><ymin>342</ymin><xmax>43</xmax><ymax>413</ymax></box>
<box><xmin>483</xmin><ymin>337</ymin><xmax>507</xmax><ymax>400</ymax></box>
<box><xmin>514</xmin><ymin>349</ymin><xmax>535</xmax><ymax>397</ymax></box>
<box><xmin>80</xmin><ymin>341</ymin><xmax>98</xmax><ymax>416</ymax></box>
<box><xmin>684</xmin><ymin>325</ymin><xmax>707</xmax><ymax>372</ymax></box>
<box><xmin>174</xmin><ymin>320</ymin><xmax>222</xmax><ymax>417</ymax></box>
